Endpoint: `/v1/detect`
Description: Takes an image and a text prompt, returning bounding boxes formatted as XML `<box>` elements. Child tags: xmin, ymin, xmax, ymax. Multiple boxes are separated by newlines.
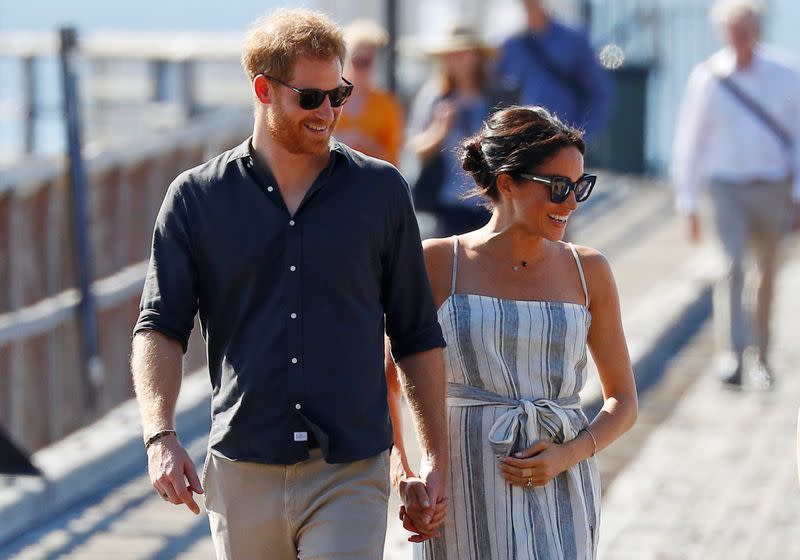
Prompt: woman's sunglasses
<box><xmin>263</xmin><ymin>75</ymin><xmax>354</xmax><ymax>110</ymax></box>
<box><xmin>517</xmin><ymin>173</ymin><xmax>597</xmax><ymax>203</ymax></box>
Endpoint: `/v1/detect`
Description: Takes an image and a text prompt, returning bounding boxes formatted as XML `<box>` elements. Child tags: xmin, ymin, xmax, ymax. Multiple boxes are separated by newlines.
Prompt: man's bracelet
<box><xmin>144</xmin><ymin>429</ymin><xmax>178</xmax><ymax>450</ymax></box>
<box><xmin>580</xmin><ymin>426</ymin><xmax>597</xmax><ymax>457</ymax></box>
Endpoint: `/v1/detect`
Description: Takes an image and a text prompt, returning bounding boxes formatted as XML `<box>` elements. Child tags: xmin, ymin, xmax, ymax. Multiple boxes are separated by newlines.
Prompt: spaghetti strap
<box><xmin>567</xmin><ymin>243</ymin><xmax>589</xmax><ymax>307</ymax></box>
<box><xmin>450</xmin><ymin>236</ymin><xmax>459</xmax><ymax>296</ymax></box>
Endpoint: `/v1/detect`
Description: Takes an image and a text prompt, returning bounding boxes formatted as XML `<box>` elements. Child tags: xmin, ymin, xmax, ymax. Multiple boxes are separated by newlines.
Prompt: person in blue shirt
<box><xmin>496</xmin><ymin>0</ymin><xmax>613</xmax><ymax>140</ymax></box>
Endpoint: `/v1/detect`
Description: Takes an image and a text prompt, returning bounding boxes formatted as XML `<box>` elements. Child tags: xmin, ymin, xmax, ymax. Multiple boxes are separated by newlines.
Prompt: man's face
<box><xmin>522</xmin><ymin>0</ymin><xmax>543</xmax><ymax>13</ymax></box>
<box><xmin>725</xmin><ymin>13</ymin><xmax>759</xmax><ymax>55</ymax></box>
<box><xmin>265</xmin><ymin>56</ymin><xmax>345</xmax><ymax>156</ymax></box>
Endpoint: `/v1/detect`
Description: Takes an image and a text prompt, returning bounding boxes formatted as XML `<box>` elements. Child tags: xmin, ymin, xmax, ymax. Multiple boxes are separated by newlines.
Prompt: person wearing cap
<box><xmin>496</xmin><ymin>0</ymin><xmax>612</xmax><ymax>140</ymax></box>
<box><xmin>335</xmin><ymin>19</ymin><xmax>405</xmax><ymax>166</ymax></box>
<box><xmin>407</xmin><ymin>24</ymin><xmax>517</xmax><ymax>238</ymax></box>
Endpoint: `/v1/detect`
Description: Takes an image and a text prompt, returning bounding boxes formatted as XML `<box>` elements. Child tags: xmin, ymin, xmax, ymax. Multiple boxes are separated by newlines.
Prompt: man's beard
<box><xmin>265</xmin><ymin>98</ymin><xmax>337</xmax><ymax>156</ymax></box>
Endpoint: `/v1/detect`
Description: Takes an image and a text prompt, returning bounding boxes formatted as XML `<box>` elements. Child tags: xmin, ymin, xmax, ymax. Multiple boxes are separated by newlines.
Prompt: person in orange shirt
<box><xmin>336</xmin><ymin>19</ymin><xmax>404</xmax><ymax>165</ymax></box>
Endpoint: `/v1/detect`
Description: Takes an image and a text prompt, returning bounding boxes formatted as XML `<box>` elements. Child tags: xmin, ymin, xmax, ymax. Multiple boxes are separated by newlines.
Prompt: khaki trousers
<box><xmin>203</xmin><ymin>449</ymin><xmax>390</xmax><ymax>560</ymax></box>
<box><xmin>708</xmin><ymin>179</ymin><xmax>793</xmax><ymax>365</ymax></box>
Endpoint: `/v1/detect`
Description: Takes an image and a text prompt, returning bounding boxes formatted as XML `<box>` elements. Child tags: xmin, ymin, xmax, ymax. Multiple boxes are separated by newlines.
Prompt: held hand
<box><xmin>688</xmin><ymin>213</ymin><xmax>701</xmax><ymax>243</ymax></box>
<box><xmin>147</xmin><ymin>434</ymin><xmax>204</xmax><ymax>514</ymax></box>
<box><xmin>398</xmin><ymin>478</ymin><xmax>448</xmax><ymax>542</ymax></box>
<box><xmin>498</xmin><ymin>440</ymin><xmax>571</xmax><ymax>488</ymax></box>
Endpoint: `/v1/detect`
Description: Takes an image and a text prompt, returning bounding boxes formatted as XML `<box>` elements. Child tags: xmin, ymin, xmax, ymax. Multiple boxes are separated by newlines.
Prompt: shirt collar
<box><xmin>717</xmin><ymin>46</ymin><xmax>763</xmax><ymax>76</ymax></box>
<box><xmin>244</xmin><ymin>137</ymin><xmax>350</xmax><ymax>186</ymax></box>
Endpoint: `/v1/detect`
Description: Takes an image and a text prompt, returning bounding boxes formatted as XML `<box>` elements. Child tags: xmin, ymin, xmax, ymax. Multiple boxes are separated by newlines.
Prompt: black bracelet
<box><xmin>144</xmin><ymin>429</ymin><xmax>177</xmax><ymax>450</ymax></box>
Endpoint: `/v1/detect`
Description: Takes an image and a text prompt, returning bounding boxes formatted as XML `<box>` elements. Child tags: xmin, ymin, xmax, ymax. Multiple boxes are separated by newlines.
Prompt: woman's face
<box><xmin>345</xmin><ymin>44</ymin><xmax>377</xmax><ymax>86</ymax></box>
<box><xmin>505</xmin><ymin>145</ymin><xmax>585</xmax><ymax>240</ymax></box>
<box><xmin>442</xmin><ymin>49</ymin><xmax>483</xmax><ymax>84</ymax></box>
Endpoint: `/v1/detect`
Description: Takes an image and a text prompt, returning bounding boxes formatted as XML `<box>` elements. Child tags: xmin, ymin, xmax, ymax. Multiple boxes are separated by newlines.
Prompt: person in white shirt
<box><xmin>672</xmin><ymin>0</ymin><xmax>800</xmax><ymax>388</ymax></box>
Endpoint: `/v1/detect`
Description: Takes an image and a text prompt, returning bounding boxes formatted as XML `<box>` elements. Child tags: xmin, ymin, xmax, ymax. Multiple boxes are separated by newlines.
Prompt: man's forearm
<box><xmin>131</xmin><ymin>331</ymin><xmax>184</xmax><ymax>437</ymax></box>
<box><xmin>396</xmin><ymin>347</ymin><xmax>448</xmax><ymax>469</ymax></box>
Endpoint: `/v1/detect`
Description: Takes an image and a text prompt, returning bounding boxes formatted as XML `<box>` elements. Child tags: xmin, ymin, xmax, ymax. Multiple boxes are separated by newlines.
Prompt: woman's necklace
<box><xmin>512</xmin><ymin>261</ymin><xmax>529</xmax><ymax>272</ymax></box>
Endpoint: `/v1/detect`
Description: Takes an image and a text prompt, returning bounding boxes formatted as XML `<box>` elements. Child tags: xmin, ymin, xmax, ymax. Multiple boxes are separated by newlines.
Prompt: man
<box><xmin>130</xmin><ymin>9</ymin><xmax>448</xmax><ymax>559</ymax></box>
<box><xmin>672</xmin><ymin>0</ymin><xmax>800</xmax><ymax>387</ymax></box>
<box><xmin>496</xmin><ymin>0</ymin><xmax>612</xmax><ymax>139</ymax></box>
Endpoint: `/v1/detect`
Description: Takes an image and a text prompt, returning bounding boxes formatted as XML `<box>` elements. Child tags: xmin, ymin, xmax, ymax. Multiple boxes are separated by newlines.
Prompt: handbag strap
<box><xmin>714</xmin><ymin>70</ymin><xmax>793</xmax><ymax>150</ymax></box>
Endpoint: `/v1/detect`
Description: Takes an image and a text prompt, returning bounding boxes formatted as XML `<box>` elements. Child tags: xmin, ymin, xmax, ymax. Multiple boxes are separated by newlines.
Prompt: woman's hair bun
<box><xmin>460</xmin><ymin>137</ymin><xmax>485</xmax><ymax>175</ymax></box>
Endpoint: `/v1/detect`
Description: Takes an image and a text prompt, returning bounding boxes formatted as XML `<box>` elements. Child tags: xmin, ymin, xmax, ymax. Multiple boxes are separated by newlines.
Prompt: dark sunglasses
<box><xmin>517</xmin><ymin>173</ymin><xmax>597</xmax><ymax>203</ymax></box>
<box><xmin>263</xmin><ymin>75</ymin><xmax>354</xmax><ymax>110</ymax></box>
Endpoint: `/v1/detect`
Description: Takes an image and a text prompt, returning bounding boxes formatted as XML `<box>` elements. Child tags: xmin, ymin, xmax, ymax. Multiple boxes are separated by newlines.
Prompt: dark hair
<box><xmin>459</xmin><ymin>105</ymin><xmax>586</xmax><ymax>204</ymax></box>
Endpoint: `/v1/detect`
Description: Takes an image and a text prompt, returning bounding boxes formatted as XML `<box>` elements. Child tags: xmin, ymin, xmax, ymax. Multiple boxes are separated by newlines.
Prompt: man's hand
<box><xmin>398</xmin><ymin>477</ymin><xmax>448</xmax><ymax>543</ymax></box>
<box><xmin>688</xmin><ymin>213</ymin><xmax>701</xmax><ymax>243</ymax></box>
<box><xmin>399</xmin><ymin>456</ymin><xmax>448</xmax><ymax>542</ymax></box>
<box><xmin>147</xmin><ymin>434</ymin><xmax>204</xmax><ymax>514</ymax></box>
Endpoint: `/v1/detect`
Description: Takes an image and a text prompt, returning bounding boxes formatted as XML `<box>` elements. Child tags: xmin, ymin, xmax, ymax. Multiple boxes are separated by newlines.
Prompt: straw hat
<box><xmin>425</xmin><ymin>23</ymin><xmax>496</xmax><ymax>57</ymax></box>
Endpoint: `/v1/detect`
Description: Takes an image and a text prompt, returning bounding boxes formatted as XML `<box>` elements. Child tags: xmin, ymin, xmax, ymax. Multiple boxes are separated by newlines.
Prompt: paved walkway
<box><xmin>8</xmin><ymin>178</ymin><xmax>794</xmax><ymax>559</ymax></box>
<box><xmin>598</xmin><ymin>243</ymin><xmax>800</xmax><ymax>560</ymax></box>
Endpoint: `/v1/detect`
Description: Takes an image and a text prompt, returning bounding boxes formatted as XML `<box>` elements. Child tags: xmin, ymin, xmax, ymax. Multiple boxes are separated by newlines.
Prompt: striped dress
<box><xmin>415</xmin><ymin>237</ymin><xmax>601</xmax><ymax>560</ymax></box>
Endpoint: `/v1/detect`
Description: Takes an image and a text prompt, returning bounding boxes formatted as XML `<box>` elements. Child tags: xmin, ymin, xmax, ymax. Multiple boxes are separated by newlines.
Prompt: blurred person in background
<box><xmin>672</xmin><ymin>0</ymin><xmax>800</xmax><ymax>389</ymax></box>
<box><xmin>407</xmin><ymin>24</ymin><xmax>516</xmax><ymax>238</ymax></box>
<box><xmin>131</xmin><ymin>8</ymin><xmax>448</xmax><ymax>559</ymax></box>
<box><xmin>496</xmin><ymin>0</ymin><xmax>613</xmax><ymax>140</ymax></box>
<box><xmin>335</xmin><ymin>19</ymin><xmax>404</xmax><ymax>165</ymax></box>
<box><xmin>391</xmin><ymin>105</ymin><xmax>637</xmax><ymax>559</ymax></box>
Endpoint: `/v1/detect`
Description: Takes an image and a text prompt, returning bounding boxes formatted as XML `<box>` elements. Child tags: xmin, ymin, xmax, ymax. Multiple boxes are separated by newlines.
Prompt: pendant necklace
<box><xmin>513</xmin><ymin>261</ymin><xmax>529</xmax><ymax>272</ymax></box>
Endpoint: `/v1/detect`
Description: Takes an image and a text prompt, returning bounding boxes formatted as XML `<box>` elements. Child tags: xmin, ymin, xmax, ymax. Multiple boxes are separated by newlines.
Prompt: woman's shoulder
<box><xmin>423</xmin><ymin>236</ymin><xmax>457</xmax><ymax>299</ymax></box>
<box><xmin>423</xmin><ymin>236</ymin><xmax>456</xmax><ymax>268</ymax></box>
<box><xmin>561</xmin><ymin>242</ymin><xmax>616</xmax><ymax>295</ymax></box>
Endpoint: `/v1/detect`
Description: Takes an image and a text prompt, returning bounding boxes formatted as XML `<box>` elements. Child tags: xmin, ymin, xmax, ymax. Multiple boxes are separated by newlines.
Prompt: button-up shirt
<box><xmin>134</xmin><ymin>138</ymin><xmax>445</xmax><ymax>464</ymax></box>
<box><xmin>672</xmin><ymin>47</ymin><xmax>800</xmax><ymax>214</ymax></box>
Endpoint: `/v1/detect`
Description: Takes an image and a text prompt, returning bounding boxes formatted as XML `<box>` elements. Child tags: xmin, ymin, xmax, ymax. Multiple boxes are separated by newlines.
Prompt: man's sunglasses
<box><xmin>517</xmin><ymin>173</ymin><xmax>597</xmax><ymax>203</ymax></box>
<box><xmin>263</xmin><ymin>75</ymin><xmax>354</xmax><ymax>110</ymax></box>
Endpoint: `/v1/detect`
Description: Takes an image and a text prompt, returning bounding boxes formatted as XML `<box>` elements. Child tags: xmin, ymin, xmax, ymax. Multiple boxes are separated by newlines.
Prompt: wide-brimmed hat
<box><xmin>425</xmin><ymin>24</ymin><xmax>496</xmax><ymax>57</ymax></box>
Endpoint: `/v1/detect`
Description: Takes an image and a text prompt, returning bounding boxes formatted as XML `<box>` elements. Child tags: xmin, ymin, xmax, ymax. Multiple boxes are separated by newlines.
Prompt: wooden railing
<box><xmin>0</xmin><ymin>109</ymin><xmax>252</xmax><ymax>453</ymax></box>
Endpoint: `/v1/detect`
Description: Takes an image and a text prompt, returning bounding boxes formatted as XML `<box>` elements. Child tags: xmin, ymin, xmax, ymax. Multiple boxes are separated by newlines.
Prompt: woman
<box><xmin>408</xmin><ymin>24</ymin><xmax>515</xmax><ymax>237</ymax></box>
<box><xmin>390</xmin><ymin>105</ymin><xmax>638</xmax><ymax>559</ymax></box>
<box><xmin>335</xmin><ymin>19</ymin><xmax>404</xmax><ymax>165</ymax></box>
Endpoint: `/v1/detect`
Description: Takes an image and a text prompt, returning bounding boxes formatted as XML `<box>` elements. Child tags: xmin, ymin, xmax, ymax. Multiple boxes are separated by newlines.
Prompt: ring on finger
<box><xmin>527</xmin><ymin>477</ymin><xmax>533</xmax><ymax>488</ymax></box>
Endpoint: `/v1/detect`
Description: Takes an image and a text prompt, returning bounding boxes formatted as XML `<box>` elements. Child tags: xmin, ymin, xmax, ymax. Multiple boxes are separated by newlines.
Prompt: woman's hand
<box><xmin>392</xmin><ymin>447</ymin><xmax>448</xmax><ymax>542</ymax></box>
<box><xmin>497</xmin><ymin>439</ymin><xmax>573</xmax><ymax>488</ymax></box>
<box><xmin>398</xmin><ymin>477</ymin><xmax>448</xmax><ymax>542</ymax></box>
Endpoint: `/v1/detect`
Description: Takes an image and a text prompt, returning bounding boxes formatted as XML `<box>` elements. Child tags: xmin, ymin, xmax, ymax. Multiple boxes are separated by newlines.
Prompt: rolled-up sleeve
<box><xmin>133</xmin><ymin>177</ymin><xmax>198</xmax><ymax>352</ymax></box>
<box><xmin>382</xmin><ymin>176</ymin><xmax>446</xmax><ymax>362</ymax></box>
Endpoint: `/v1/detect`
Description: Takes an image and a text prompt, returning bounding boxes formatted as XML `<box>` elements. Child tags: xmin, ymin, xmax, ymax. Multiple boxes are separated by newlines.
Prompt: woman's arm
<box><xmin>387</xmin><ymin>335</ymin><xmax>414</xmax><ymax>488</ymax></box>
<box><xmin>499</xmin><ymin>247</ymin><xmax>637</xmax><ymax>486</ymax></box>
<box><xmin>577</xmin><ymin>248</ymin><xmax>638</xmax><ymax>457</ymax></box>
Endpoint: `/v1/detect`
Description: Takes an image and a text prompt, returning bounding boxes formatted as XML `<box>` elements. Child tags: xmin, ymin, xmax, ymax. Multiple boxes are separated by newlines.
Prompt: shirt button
<box><xmin>291</xmin><ymin>357</ymin><xmax>298</xmax><ymax>364</ymax></box>
<box><xmin>267</xmin><ymin>186</ymin><xmax>274</xmax><ymax>192</ymax></box>
<box><xmin>295</xmin><ymin>403</ymin><xmax>301</xmax><ymax>410</ymax></box>
<box><xmin>290</xmin><ymin>265</ymin><xmax>296</xmax><ymax>272</ymax></box>
<box><xmin>290</xmin><ymin>313</ymin><xmax>297</xmax><ymax>319</ymax></box>
<box><xmin>289</xmin><ymin>220</ymin><xmax>295</xmax><ymax>226</ymax></box>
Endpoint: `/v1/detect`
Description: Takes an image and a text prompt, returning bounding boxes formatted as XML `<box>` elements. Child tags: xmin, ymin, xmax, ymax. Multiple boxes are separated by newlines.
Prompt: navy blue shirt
<box><xmin>134</xmin><ymin>138</ymin><xmax>445</xmax><ymax>465</ymax></box>
<box><xmin>497</xmin><ymin>20</ymin><xmax>613</xmax><ymax>139</ymax></box>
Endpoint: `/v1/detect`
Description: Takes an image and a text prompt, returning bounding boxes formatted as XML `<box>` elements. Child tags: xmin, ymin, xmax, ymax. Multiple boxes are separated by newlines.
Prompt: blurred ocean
<box><xmin>0</xmin><ymin>0</ymin><xmax>306</xmax><ymax>161</ymax></box>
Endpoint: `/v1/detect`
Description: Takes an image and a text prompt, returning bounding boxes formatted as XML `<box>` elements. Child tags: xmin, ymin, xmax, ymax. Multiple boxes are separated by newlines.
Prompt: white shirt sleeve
<box><xmin>671</xmin><ymin>64</ymin><xmax>714</xmax><ymax>215</ymax></box>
